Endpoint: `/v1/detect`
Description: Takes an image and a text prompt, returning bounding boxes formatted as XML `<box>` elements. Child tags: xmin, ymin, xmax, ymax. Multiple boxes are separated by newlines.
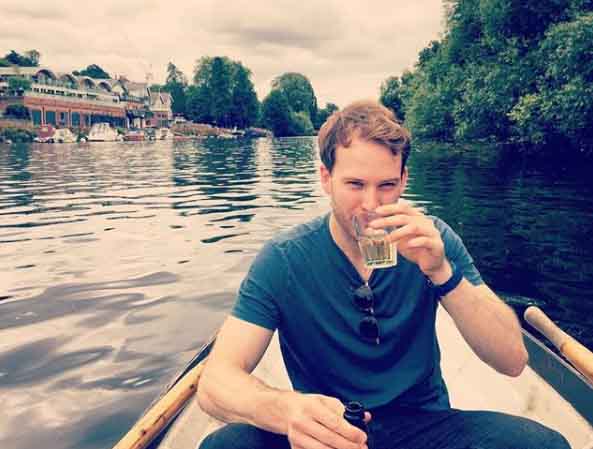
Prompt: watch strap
<box><xmin>430</xmin><ymin>264</ymin><xmax>463</xmax><ymax>298</ymax></box>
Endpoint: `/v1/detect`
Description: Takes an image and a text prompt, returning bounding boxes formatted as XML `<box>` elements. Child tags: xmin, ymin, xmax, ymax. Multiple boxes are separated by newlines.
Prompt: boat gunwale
<box><xmin>134</xmin><ymin>327</ymin><xmax>593</xmax><ymax>449</ymax></box>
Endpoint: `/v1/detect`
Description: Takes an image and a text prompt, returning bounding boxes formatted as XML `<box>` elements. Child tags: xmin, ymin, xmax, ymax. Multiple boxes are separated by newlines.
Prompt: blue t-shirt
<box><xmin>232</xmin><ymin>213</ymin><xmax>483</xmax><ymax>410</ymax></box>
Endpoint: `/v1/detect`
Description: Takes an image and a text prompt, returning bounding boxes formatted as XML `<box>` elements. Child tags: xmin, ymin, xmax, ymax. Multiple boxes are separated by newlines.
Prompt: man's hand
<box><xmin>283</xmin><ymin>393</ymin><xmax>370</xmax><ymax>449</ymax></box>
<box><xmin>372</xmin><ymin>201</ymin><xmax>450</xmax><ymax>283</ymax></box>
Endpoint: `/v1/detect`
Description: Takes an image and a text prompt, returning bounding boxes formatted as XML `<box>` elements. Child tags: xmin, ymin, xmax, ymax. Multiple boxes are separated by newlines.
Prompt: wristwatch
<box><xmin>429</xmin><ymin>263</ymin><xmax>464</xmax><ymax>298</ymax></box>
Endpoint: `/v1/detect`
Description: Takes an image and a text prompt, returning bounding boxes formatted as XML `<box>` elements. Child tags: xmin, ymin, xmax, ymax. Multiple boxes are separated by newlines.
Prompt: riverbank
<box><xmin>0</xmin><ymin>118</ymin><xmax>36</xmax><ymax>143</ymax></box>
<box><xmin>0</xmin><ymin>118</ymin><xmax>272</xmax><ymax>144</ymax></box>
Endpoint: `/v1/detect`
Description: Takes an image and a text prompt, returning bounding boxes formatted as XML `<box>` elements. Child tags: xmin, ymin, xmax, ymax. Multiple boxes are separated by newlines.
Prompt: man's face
<box><xmin>320</xmin><ymin>136</ymin><xmax>408</xmax><ymax>241</ymax></box>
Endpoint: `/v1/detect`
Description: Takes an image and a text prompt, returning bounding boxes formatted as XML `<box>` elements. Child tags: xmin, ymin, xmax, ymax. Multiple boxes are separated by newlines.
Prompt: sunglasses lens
<box><xmin>359</xmin><ymin>316</ymin><xmax>380</xmax><ymax>342</ymax></box>
<box><xmin>354</xmin><ymin>286</ymin><xmax>373</xmax><ymax>312</ymax></box>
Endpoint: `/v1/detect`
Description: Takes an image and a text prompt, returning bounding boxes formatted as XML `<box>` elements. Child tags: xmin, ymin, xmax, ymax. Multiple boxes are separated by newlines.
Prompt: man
<box><xmin>197</xmin><ymin>100</ymin><xmax>570</xmax><ymax>449</ymax></box>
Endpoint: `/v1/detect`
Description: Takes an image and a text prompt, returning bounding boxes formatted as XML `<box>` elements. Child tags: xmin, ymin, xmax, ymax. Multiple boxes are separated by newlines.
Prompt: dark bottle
<box><xmin>343</xmin><ymin>401</ymin><xmax>368</xmax><ymax>434</ymax></box>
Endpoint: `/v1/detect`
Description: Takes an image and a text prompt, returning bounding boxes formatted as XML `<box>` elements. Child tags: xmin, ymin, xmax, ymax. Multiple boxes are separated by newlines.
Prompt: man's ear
<box><xmin>320</xmin><ymin>164</ymin><xmax>332</xmax><ymax>195</ymax></box>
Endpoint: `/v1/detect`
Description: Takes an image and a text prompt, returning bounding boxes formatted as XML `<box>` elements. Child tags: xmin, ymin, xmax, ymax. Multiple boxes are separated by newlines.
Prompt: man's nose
<box><xmin>362</xmin><ymin>187</ymin><xmax>380</xmax><ymax>212</ymax></box>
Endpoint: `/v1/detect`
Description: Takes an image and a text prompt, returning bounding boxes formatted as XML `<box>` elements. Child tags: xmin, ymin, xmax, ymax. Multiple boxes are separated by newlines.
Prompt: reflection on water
<box><xmin>0</xmin><ymin>138</ymin><xmax>592</xmax><ymax>449</ymax></box>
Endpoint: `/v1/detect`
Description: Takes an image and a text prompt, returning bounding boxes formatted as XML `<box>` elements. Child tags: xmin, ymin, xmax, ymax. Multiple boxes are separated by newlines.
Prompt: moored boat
<box><xmin>34</xmin><ymin>124</ymin><xmax>56</xmax><ymax>143</ymax></box>
<box><xmin>52</xmin><ymin>128</ymin><xmax>77</xmax><ymax>143</ymax></box>
<box><xmin>113</xmin><ymin>306</ymin><xmax>593</xmax><ymax>449</ymax></box>
<box><xmin>123</xmin><ymin>129</ymin><xmax>145</xmax><ymax>142</ymax></box>
<box><xmin>157</xmin><ymin>128</ymin><xmax>173</xmax><ymax>140</ymax></box>
<box><xmin>88</xmin><ymin>122</ymin><xmax>120</xmax><ymax>142</ymax></box>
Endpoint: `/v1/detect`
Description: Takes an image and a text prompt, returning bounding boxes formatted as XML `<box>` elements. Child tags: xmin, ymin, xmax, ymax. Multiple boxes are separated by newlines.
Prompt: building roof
<box><xmin>122</xmin><ymin>81</ymin><xmax>149</xmax><ymax>98</ymax></box>
<box><xmin>0</xmin><ymin>66</ymin><xmax>149</xmax><ymax>98</ymax></box>
<box><xmin>149</xmin><ymin>91</ymin><xmax>172</xmax><ymax>109</ymax></box>
<box><xmin>0</xmin><ymin>66</ymin><xmax>56</xmax><ymax>78</ymax></box>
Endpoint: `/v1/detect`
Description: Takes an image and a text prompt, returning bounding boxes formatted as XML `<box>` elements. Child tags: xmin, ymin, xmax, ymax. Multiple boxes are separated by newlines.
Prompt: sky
<box><xmin>0</xmin><ymin>0</ymin><xmax>445</xmax><ymax>108</ymax></box>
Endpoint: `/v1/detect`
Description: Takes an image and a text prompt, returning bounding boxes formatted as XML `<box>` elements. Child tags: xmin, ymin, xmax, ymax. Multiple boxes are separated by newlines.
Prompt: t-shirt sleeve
<box><xmin>434</xmin><ymin>217</ymin><xmax>483</xmax><ymax>286</ymax></box>
<box><xmin>231</xmin><ymin>241</ymin><xmax>285</xmax><ymax>330</ymax></box>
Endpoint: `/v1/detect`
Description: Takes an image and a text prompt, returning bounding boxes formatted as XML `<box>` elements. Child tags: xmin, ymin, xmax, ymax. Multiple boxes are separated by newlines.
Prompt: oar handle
<box><xmin>112</xmin><ymin>362</ymin><xmax>205</xmax><ymax>449</ymax></box>
<box><xmin>524</xmin><ymin>306</ymin><xmax>593</xmax><ymax>384</ymax></box>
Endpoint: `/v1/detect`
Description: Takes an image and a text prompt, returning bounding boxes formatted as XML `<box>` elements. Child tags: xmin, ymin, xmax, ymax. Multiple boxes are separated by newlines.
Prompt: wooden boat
<box><xmin>114</xmin><ymin>307</ymin><xmax>593</xmax><ymax>449</ymax></box>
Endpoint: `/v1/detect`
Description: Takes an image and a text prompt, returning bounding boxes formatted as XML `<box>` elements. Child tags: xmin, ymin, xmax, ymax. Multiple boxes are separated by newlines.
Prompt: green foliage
<box><xmin>537</xmin><ymin>13</ymin><xmax>593</xmax><ymax>86</ymax></box>
<box><xmin>0</xmin><ymin>127</ymin><xmax>36</xmax><ymax>143</ymax></box>
<box><xmin>292</xmin><ymin>111</ymin><xmax>315</xmax><ymax>135</ymax></box>
<box><xmin>271</xmin><ymin>73</ymin><xmax>318</xmax><ymax>123</ymax></box>
<box><xmin>186</xmin><ymin>85</ymin><xmax>211</xmax><ymax>123</ymax></box>
<box><xmin>230</xmin><ymin>64</ymin><xmax>259</xmax><ymax>128</ymax></box>
<box><xmin>4</xmin><ymin>104</ymin><xmax>30</xmax><ymax>120</ymax></box>
<box><xmin>1</xmin><ymin>50</ymin><xmax>40</xmax><ymax>67</ymax></box>
<box><xmin>161</xmin><ymin>63</ymin><xmax>189</xmax><ymax>116</ymax></box>
<box><xmin>261</xmin><ymin>72</ymin><xmax>320</xmax><ymax>136</ymax></box>
<box><xmin>314</xmin><ymin>103</ymin><xmax>339</xmax><ymax>129</ymax></box>
<box><xmin>509</xmin><ymin>14</ymin><xmax>593</xmax><ymax>151</ymax></box>
<box><xmin>209</xmin><ymin>57</ymin><xmax>233</xmax><ymax>127</ymax></box>
<box><xmin>380</xmin><ymin>76</ymin><xmax>406</xmax><ymax>120</ymax></box>
<box><xmin>166</xmin><ymin>62</ymin><xmax>187</xmax><ymax>85</ymax></box>
<box><xmin>385</xmin><ymin>0</ymin><xmax>592</xmax><ymax>157</ymax></box>
<box><xmin>479</xmin><ymin>0</ymin><xmax>570</xmax><ymax>41</ymax></box>
<box><xmin>262</xmin><ymin>90</ymin><xmax>295</xmax><ymax>137</ymax></box>
<box><xmin>7</xmin><ymin>77</ymin><xmax>31</xmax><ymax>95</ymax></box>
<box><xmin>73</xmin><ymin>64</ymin><xmax>111</xmax><ymax>79</ymax></box>
<box><xmin>186</xmin><ymin>56</ymin><xmax>259</xmax><ymax>128</ymax></box>
<box><xmin>405</xmin><ymin>80</ymin><xmax>456</xmax><ymax>140</ymax></box>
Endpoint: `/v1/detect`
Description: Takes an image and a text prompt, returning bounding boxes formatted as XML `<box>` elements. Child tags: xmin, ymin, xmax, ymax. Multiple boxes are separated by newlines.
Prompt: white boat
<box><xmin>52</xmin><ymin>128</ymin><xmax>77</xmax><ymax>143</ymax></box>
<box><xmin>113</xmin><ymin>306</ymin><xmax>593</xmax><ymax>449</ymax></box>
<box><xmin>87</xmin><ymin>123</ymin><xmax>120</xmax><ymax>142</ymax></box>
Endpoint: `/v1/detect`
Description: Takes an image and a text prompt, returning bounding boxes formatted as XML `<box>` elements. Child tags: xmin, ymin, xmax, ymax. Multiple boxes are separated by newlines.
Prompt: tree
<box><xmin>74</xmin><ymin>64</ymin><xmax>111</xmax><ymax>79</ymax></box>
<box><xmin>164</xmin><ymin>62</ymin><xmax>188</xmax><ymax>117</ymax></box>
<box><xmin>479</xmin><ymin>0</ymin><xmax>570</xmax><ymax>41</ymax></box>
<box><xmin>209</xmin><ymin>57</ymin><xmax>233</xmax><ymax>127</ymax></box>
<box><xmin>186</xmin><ymin>85</ymin><xmax>212</xmax><ymax>123</ymax></box>
<box><xmin>2</xmin><ymin>50</ymin><xmax>39</xmax><ymax>67</ymax></box>
<box><xmin>229</xmin><ymin>64</ymin><xmax>259</xmax><ymax>128</ymax></box>
<box><xmin>188</xmin><ymin>56</ymin><xmax>259</xmax><ymax>127</ymax></box>
<box><xmin>314</xmin><ymin>102</ymin><xmax>339</xmax><ymax>129</ymax></box>
<box><xmin>292</xmin><ymin>111</ymin><xmax>315</xmax><ymax>135</ymax></box>
<box><xmin>262</xmin><ymin>90</ymin><xmax>295</xmax><ymax>137</ymax></box>
<box><xmin>395</xmin><ymin>0</ymin><xmax>592</xmax><ymax>157</ymax></box>
<box><xmin>24</xmin><ymin>50</ymin><xmax>40</xmax><ymax>66</ymax></box>
<box><xmin>271</xmin><ymin>73</ymin><xmax>318</xmax><ymax>123</ymax></box>
<box><xmin>509</xmin><ymin>13</ymin><xmax>593</xmax><ymax>152</ymax></box>
<box><xmin>4</xmin><ymin>104</ymin><xmax>30</xmax><ymax>120</ymax></box>
<box><xmin>166</xmin><ymin>62</ymin><xmax>187</xmax><ymax>85</ymax></box>
<box><xmin>380</xmin><ymin>76</ymin><xmax>406</xmax><ymax>121</ymax></box>
<box><xmin>8</xmin><ymin>77</ymin><xmax>31</xmax><ymax>95</ymax></box>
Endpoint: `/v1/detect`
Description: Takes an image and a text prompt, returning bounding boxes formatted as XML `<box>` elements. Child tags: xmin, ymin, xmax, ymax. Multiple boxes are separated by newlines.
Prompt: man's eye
<box><xmin>348</xmin><ymin>181</ymin><xmax>363</xmax><ymax>187</ymax></box>
<box><xmin>380</xmin><ymin>183</ymin><xmax>396</xmax><ymax>189</ymax></box>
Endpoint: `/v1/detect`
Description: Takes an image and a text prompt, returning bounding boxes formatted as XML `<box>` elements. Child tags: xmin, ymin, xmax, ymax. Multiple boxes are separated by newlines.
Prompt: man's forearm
<box><xmin>197</xmin><ymin>362</ymin><xmax>295</xmax><ymax>434</ymax></box>
<box><xmin>440</xmin><ymin>279</ymin><xmax>528</xmax><ymax>376</ymax></box>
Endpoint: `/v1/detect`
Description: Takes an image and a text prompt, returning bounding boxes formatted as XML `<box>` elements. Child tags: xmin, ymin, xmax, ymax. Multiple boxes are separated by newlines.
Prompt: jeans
<box><xmin>198</xmin><ymin>407</ymin><xmax>571</xmax><ymax>449</ymax></box>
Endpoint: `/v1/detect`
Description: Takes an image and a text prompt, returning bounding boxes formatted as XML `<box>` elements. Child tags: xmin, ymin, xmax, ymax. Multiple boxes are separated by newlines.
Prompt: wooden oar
<box><xmin>112</xmin><ymin>361</ymin><xmax>206</xmax><ymax>449</ymax></box>
<box><xmin>524</xmin><ymin>306</ymin><xmax>593</xmax><ymax>385</ymax></box>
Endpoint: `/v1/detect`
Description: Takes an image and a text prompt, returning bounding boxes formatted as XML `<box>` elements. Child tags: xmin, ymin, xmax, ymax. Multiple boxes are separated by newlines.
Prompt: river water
<box><xmin>0</xmin><ymin>138</ymin><xmax>592</xmax><ymax>449</ymax></box>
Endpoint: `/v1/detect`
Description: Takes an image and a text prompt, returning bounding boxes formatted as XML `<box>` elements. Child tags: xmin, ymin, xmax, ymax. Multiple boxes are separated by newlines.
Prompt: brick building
<box><xmin>0</xmin><ymin>66</ymin><xmax>172</xmax><ymax>129</ymax></box>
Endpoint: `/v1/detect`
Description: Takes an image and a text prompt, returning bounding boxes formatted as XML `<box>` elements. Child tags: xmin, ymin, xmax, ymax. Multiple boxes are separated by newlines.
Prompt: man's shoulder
<box><xmin>269</xmin><ymin>214</ymin><xmax>328</xmax><ymax>250</ymax></box>
<box><xmin>430</xmin><ymin>215</ymin><xmax>458</xmax><ymax>240</ymax></box>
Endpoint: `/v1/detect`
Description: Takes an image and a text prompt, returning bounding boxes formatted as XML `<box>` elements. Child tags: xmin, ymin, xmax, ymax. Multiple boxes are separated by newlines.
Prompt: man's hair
<box><xmin>318</xmin><ymin>99</ymin><xmax>411</xmax><ymax>174</ymax></box>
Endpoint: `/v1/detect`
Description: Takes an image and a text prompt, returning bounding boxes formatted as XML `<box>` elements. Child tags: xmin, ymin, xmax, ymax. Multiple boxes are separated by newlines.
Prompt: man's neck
<box><xmin>328</xmin><ymin>213</ymin><xmax>372</xmax><ymax>281</ymax></box>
